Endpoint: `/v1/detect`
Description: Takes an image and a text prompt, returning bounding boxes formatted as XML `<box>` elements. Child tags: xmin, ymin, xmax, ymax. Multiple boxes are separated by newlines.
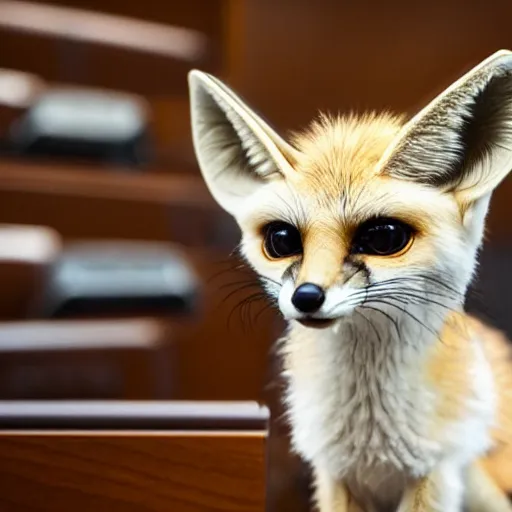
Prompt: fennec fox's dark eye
<box><xmin>352</xmin><ymin>218</ymin><xmax>413</xmax><ymax>256</ymax></box>
<box><xmin>263</xmin><ymin>221</ymin><xmax>302</xmax><ymax>259</ymax></box>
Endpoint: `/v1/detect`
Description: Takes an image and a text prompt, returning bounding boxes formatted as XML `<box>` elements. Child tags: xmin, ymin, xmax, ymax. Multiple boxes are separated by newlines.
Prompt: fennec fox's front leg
<box><xmin>314</xmin><ymin>469</ymin><xmax>364</xmax><ymax>512</ymax></box>
<box><xmin>314</xmin><ymin>468</ymin><xmax>349</xmax><ymax>511</ymax></box>
<box><xmin>397</xmin><ymin>464</ymin><xmax>464</xmax><ymax>512</ymax></box>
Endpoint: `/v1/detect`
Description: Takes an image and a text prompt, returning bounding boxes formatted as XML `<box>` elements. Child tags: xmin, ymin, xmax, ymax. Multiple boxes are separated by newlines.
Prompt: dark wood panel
<box><xmin>0</xmin><ymin>160</ymin><xmax>222</xmax><ymax>243</ymax></box>
<box><xmin>0</xmin><ymin>430</ymin><xmax>266</xmax><ymax>512</ymax></box>
<box><xmin>45</xmin><ymin>0</ymin><xmax>226</xmax><ymax>37</ymax></box>
<box><xmin>0</xmin><ymin>31</ymin><xmax>205</xmax><ymax>97</ymax></box>
<box><xmin>234</xmin><ymin>0</ymin><xmax>512</xmax><ymax>131</ymax></box>
<box><xmin>0</xmin><ymin>159</ymin><xmax>207</xmax><ymax>201</ymax></box>
<box><xmin>0</xmin><ymin>1</ymin><xmax>225</xmax><ymax>95</ymax></box>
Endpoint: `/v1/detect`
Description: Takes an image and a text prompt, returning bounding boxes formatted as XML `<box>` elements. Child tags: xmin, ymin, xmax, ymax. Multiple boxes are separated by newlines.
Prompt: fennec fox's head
<box><xmin>189</xmin><ymin>50</ymin><xmax>512</xmax><ymax>331</ymax></box>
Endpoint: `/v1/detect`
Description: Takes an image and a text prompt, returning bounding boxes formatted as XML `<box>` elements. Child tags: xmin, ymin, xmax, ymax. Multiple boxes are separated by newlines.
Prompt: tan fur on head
<box><xmin>290</xmin><ymin>112</ymin><xmax>405</xmax><ymax>191</ymax></box>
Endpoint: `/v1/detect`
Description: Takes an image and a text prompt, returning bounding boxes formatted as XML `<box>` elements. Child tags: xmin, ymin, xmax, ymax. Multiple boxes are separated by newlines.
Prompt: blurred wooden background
<box><xmin>1</xmin><ymin>0</ymin><xmax>512</xmax><ymax>510</ymax></box>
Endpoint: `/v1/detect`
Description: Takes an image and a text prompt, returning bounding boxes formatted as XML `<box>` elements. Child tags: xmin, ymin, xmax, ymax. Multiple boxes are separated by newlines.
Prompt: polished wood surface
<box><xmin>232</xmin><ymin>0</ymin><xmax>512</xmax><ymax>129</ymax></box>
<box><xmin>0</xmin><ymin>430</ymin><xmax>266</xmax><ymax>512</ymax></box>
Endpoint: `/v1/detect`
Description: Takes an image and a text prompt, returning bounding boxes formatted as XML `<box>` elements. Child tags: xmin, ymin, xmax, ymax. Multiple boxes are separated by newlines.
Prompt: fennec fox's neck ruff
<box><xmin>189</xmin><ymin>51</ymin><xmax>512</xmax><ymax>512</ymax></box>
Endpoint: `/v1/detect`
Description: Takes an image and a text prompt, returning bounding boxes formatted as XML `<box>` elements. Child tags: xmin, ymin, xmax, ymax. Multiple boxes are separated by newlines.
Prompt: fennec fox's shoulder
<box><xmin>189</xmin><ymin>50</ymin><xmax>512</xmax><ymax>511</ymax></box>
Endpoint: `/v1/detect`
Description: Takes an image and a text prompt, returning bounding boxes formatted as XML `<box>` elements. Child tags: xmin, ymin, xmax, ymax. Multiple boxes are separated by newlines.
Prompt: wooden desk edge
<box><xmin>0</xmin><ymin>400</ymin><xmax>270</xmax><ymax>430</ymax></box>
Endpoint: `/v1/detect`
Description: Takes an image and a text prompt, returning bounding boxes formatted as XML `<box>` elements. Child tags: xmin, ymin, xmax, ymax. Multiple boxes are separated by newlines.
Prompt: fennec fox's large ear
<box><xmin>188</xmin><ymin>71</ymin><xmax>298</xmax><ymax>215</ymax></box>
<box><xmin>380</xmin><ymin>50</ymin><xmax>512</xmax><ymax>204</ymax></box>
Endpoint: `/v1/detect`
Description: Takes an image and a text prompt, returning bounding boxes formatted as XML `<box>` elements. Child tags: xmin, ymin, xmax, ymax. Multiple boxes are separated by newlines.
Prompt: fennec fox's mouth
<box><xmin>297</xmin><ymin>318</ymin><xmax>336</xmax><ymax>329</ymax></box>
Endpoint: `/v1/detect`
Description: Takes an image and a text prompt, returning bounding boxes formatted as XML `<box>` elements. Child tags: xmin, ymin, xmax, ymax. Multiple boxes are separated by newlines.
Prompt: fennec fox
<box><xmin>189</xmin><ymin>50</ymin><xmax>512</xmax><ymax>511</ymax></box>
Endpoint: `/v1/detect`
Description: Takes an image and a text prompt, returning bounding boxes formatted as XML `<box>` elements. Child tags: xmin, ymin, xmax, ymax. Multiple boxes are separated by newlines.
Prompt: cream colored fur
<box><xmin>189</xmin><ymin>50</ymin><xmax>512</xmax><ymax>511</ymax></box>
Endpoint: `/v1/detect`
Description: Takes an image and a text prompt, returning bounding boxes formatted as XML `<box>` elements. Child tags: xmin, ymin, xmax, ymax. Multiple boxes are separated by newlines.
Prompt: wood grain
<box><xmin>0</xmin><ymin>430</ymin><xmax>267</xmax><ymax>512</ymax></box>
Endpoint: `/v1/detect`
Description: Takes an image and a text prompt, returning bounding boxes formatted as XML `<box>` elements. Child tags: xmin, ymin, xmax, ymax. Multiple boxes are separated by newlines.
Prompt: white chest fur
<box><xmin>281</xmin><ymin>312</ymin><xmax>495</xmax><ymax>510</ymax></box>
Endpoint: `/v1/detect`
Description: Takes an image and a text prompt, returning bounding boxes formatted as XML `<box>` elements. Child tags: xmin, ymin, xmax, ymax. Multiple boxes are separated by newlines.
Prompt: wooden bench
<box><xmin>0</xmin><ymin>400</ymin><xmax>268</xmax><ymax>511</ymax></box>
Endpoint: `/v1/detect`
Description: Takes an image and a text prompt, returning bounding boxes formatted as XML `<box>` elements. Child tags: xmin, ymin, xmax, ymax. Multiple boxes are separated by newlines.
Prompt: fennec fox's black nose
<box><xmin>292</xmin><ymin>283</ymin><xmax>325</xmax><ymax>313</ymax></box>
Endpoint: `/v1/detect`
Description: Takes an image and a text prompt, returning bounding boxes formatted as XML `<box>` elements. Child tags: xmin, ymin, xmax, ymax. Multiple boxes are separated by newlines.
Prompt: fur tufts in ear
<box><xmin>188</xmin><ymin>70</ymin><xmax>298</xmax><ymax>214</ymax></box>
<box><xmin>379</xmin><ymin>50</ymin><xmax>512</xmax><ymax>203</ymax></box>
